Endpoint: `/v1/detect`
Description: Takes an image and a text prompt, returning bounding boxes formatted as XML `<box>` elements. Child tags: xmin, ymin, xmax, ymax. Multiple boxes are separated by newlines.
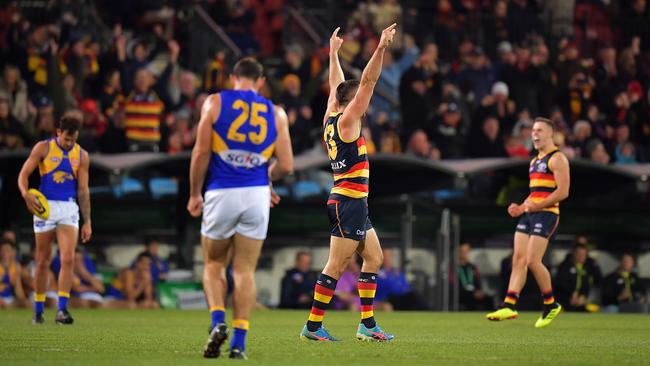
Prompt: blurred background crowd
<box><xmin>1</xmin><ymin>0</ymin><xmax>649</xmax><ymax>165</ymax></box>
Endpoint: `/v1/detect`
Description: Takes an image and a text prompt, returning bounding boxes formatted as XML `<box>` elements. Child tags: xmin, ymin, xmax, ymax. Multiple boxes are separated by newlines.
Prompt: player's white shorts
<box><xmin>33</xmin><ymin>200</ymin><xmax>79</xmax><ymax>233</ymax></box>
<box><xmin>78</xmin><ymin>291</ymin><xmax>104</xmax><ymax>303</ymax></box>
<box><xmin>1</xmin><ymin>295</ymin><xmax>14</xmax><ymax>305</ymax></box>
<box><xmin>201</xmin><ymin>186</ymin><xmax>270</xmax><ymax>241</ymax></box>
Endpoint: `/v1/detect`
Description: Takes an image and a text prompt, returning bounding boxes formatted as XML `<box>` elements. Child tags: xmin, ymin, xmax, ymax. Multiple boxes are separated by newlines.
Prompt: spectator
<box><xmin>377</xmin><ymin>249</ymin><xmax>426</xmax><ymax>310</ymax></box>
<box><xmin>0</xmin><ymin>64</ymin><xmax>30</xmax><ymax>123</ymax></box>
<box><xmin>0</xmin><ymin>239</ymin><xmax>27</xmax><ymax>308</ymax></box>
<box><xmin>369</xmin><ymin>34</ymin><xmax>419</xmax><ymax>143</ymax></box>
<box><xmin>455</xmin><ymin>47</ymin><xmax>495</xmax><ymax>106</ymax></box>
<box><xmin>506</xmin><ymin>117</ymin><xmax>532</xmax><ymax>158</ymax></box>
<box><xmin>572</xmin><ymin>120</ymin><xmax>593</xmax><ymax>157</ymax></box>
<box><xmin>106</xmin><ymin>252</ymin><xmax>158</xmax><ymax>309</ymax></box>
<box><xmin>468</xmin><ymin>116</ymin><xmax>508</xmax><ymax>158</ymax></box>
<box><xmin>122</xmin><ymin>67</ymin><xmax>166</xmax><ymax>152</ymax></box>
<box><xmin>585</xmin><ymin>138</ymin><xmax>611</xmax><ymax>164</ymax></box>
<box><xmin>77</xmin><ymin>98</ymin><xmax>106</xmax><ymax>152</ymax></box>
<box><xmin>475</xmin><ymin>81</ymin><xmax>517</xmax><ymax>135</ymax></box>
<box><xmin>399</xmin><ymin>42</ymin><xmax>442</xmax><ymax>142</ymax></box>
<box><xmin>454</xmin><ymin>243</ymin><xmax>494</xmax><ymax>311</ymax></box>
<box><xmin>279</xmin><ymin>251</ymin><xmax>318</xmax><ymax>309</ymax></box>
<box><xmin>279</xmin><ymin>74</ymin><xmax>314</xmax><ymax>155</ymax></box>
<box><xmin>0</xmin><ymin>96</ymin><xmax>28</xmax><ymax>150</ymax></box>
<box><xmin>405</xmin><ymin>129</ymin><xmax>440</xmax><ymax>160</ymax></box>
<box><xmin>431</xmin><ymin>100</ymin><xmax>467</xmax><ymax>159</ymax></box>
<box><xmin>602</xmin><ymin>253</ymin><xmax>647</xmax><ymax>313</ymax></box>
<box><xmin>167</xmin><ymin>108</ymin><xmax>194</xmax><ymax>154</ymax></box>
<box><xmin>554</xmin><ymin>243</ymin><xmax>601</xmax><ymax>312</ymax></box>
<box><xmin>31</xmin><ymin>95</ymin><xmax>56</xmax><ymax>142</ymax></box>
<box><xmin>139</xmin><ymin>237</ymin><xmax>169</xmax><ymax>285</ymax></box>
<box><xmin>276</xmin><ymin>44</ymin><xmax>311</xmax><ymax>90</ymax></box>
<box><xmin>70</xmin><ymin>248</ymin><xmax>104</xmax><ymax>308</ymax></box>
<box><xmin>331</xmin><ymin>254</ymin><xmax>360</xmax><ymax>310</ymax></box>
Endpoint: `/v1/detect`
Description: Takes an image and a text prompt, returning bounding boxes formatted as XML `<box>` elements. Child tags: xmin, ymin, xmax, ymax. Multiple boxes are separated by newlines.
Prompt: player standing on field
<box><xmin>187</xmin><ymin>57</ymin><xmax>293</xmax><ymax>359</ymax></box>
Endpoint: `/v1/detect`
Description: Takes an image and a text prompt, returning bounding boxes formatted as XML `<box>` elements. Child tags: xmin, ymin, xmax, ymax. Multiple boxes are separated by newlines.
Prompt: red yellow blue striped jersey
<box><xmin>529</xmin><ymin>148</ymin><xmax>560</xmax><ymax>215</ymax></box>
<box><xmin>38</xmin><ymin>138</ymin><xmax>82</xmax><ymax>201</ymax></box>
<box><xmin>323</xmin><ymin>113</ymin><xmax>369</xmax><ymax>200</ymax></box>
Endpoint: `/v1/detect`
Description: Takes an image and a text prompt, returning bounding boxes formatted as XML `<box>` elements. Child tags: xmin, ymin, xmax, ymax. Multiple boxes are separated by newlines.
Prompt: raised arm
<box><xmin>18</xmin><ymin>141</ymin><xmax>48</xmax><ymax>215</ymax></box>
<box><xmin>324</xmin><ymin>27</ymin><xmax>346</xmax><ymax>124</ymax></box>
<box><xmin>187</xmin><ymin>94</ymin><xmax>221</xmax><ymax>217</ymax></box>
<box><xmin>77</xmin><ymin>150</ymin><xmax>92</xmax><ymax>243</ymax></box>
<box><xmin>524</xmin><ymin>152</ymin><xmax>570</xmax><ymax>212</ymax></box>
<box><xmin>269</xmin><ymin>105</ymin><xmax>294</xmax><ymax>181</ymax></box>
<box><xmin>339</xmin><ymin>23</ymin><xmax>396</xmax><ymax>139</ymax></box>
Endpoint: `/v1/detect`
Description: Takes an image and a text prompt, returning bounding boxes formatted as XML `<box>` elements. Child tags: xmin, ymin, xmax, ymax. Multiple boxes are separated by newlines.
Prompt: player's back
<box><xmin>206</xmin><ymin>89</ymin><xmax>277</xmax><ymax>190</ymax></box>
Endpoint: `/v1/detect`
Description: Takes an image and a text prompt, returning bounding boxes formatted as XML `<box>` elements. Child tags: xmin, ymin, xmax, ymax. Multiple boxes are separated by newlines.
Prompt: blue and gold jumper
<box><xmin>206</xmin><ymin>90</ymin><xmax>277</xmax><ymax>190</ymax></box>
<box><xmin>38</xmin><ymin>138</ymin><xmax>82</xmax><ymax>201</ymax></box>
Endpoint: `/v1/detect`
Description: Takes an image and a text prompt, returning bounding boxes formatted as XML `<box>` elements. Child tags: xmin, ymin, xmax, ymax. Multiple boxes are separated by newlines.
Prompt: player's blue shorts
<box><xmin>516</xmin><ymin>212</ymin><xmax>559</xmax><ymax>239</ymax></box>
<box><xmin>327</xmin><ymin>197</ymin><xmax>373</xmax><ymax>241</ymax></box>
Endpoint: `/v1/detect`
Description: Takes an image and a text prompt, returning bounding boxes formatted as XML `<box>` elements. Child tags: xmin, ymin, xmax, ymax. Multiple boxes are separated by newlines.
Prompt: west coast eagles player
<box><xmin>187</xmin><ymin>57</ymin><xmax>293</xmax><ymax>359</ymax></box>
<box><xmin>18</xmin><ymin>111</ymin><xmax>92</xmax><ymax>324</ymax></box>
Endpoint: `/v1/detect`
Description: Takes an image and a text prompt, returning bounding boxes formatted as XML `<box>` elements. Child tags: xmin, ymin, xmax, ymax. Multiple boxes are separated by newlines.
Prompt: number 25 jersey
<box><xmin>207</xmin><ymin>90</ymin><xmax>277</xmax><ymax>190</ymax></box>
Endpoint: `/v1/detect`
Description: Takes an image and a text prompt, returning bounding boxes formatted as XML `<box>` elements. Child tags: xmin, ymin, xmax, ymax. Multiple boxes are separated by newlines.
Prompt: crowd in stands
<box><xmin>0</xmin><ymin>231</ymin><xmax>167</xmax><ymax>309</ymax></box>
<box><xmin>1</xmin><ymin>227</ymin><xmax>646</xmax><ymax>312</ymax></box>
<box><xmin>457</xmin><ymin>239</ymin><xmax>647</xmax><ymax>312</ymax></box>
<box><xmin>1</xmin><ymin>1</ymin><xmax>649</xmax><ymax>164</ymax></box>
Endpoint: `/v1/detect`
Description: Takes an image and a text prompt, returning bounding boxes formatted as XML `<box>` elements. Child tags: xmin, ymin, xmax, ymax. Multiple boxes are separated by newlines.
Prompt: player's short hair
<box><xmin>232</xmin><ymin>57</ymin><xmax>264</xmax><ymax>80</ymax></box>
<box><xmin>136</xmin><ymin>251</ymin><xmax>153</xmax><ymax>263</ymax></box>
<box><xmin>534</xmin><ymin>117</ymin><xmax>554</xmax><ymax>131</ymax></box>
<box><xmin>335</xmin><ymin>80</ymin><xmax>360</xmax><ymax>107</ymax></box>
<box><xmin>58</xmin><ymin>110</ymin><xmax>82</xmax><ymax>133</ymax></box>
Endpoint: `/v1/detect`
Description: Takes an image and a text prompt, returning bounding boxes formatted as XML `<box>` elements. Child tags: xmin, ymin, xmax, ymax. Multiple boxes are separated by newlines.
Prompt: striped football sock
<box><xmin>358</xmin><ymin>272</ymin><xmax>378</xmax><ymax>328</ymax></box>
<box><xmin>542</xmin><ymin>290</ymin><xmax>556</xmax><ymax>306</ymax></box>
<box><xmin>503</xmin><ymin>290</ymin><xmax>519</xmax><ymax>309</ymax></box>
<box><xmin>306</xmin><ymin>273</ymin><xmax>337</xmax><ymax>332</ymax></box>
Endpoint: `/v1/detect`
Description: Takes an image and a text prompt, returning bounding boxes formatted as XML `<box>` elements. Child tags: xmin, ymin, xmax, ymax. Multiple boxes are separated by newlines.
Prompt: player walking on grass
<box><xmin>187</xmin><ymin>57</ymin><xmax>293</xmax><ymax>359</ymax></box>
<box><xmin>486</xmin><ymin>117</ymin><xmax>569</xmax><ymax>328</ymax></box>
<box><xmin>300</xmin><ymin>24</ymin><xmax>397</xmax><ymax>342</ymax></box>
<box><xmin>18</xmin><ymin>111</ymin><xmax>92</xmax><ymax>325</ymax></box>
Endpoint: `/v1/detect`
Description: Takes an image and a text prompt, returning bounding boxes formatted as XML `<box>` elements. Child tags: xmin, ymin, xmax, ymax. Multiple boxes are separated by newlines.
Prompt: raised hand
<box><xmin>379</xmin><ymin>23</ymin><xmax>397</xmax><ymax>50</ymax></box>
<box><xmin>330</xmin><ymin>27</ymin><xmax>343</xmax><ymax>53</ymax></box>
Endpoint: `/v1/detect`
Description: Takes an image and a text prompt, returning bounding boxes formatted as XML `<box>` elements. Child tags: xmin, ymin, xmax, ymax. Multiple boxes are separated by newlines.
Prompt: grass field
<box><xmin>1</xmin><ymin>309</ymin><xmax>649</xmax><ymax>366</ymax></box>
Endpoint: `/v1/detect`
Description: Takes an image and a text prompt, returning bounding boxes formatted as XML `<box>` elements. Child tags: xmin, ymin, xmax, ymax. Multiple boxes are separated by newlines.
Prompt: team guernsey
<box><xmin>323</xmin><ymin>112</ymin><xmax>372</xmax><ymax>241</ymax></box>
<box><xmin>201</xmin><ymin>89</ymin><xmax>277</xmax><ymax>241</ymax></box>
<box><xmin>516</xmin><ymin>148</ymin><xmax>560</xmax><ymax>238</ymax></box>
<box><xmin>34</xmin><ymin>138</ymin><xmax>82</xmax><ymax>232</ymax></box>
<box><xmin>206</xmin><ymin>90</ymin><xmax>277</xmax><ymax>190</ymax></box>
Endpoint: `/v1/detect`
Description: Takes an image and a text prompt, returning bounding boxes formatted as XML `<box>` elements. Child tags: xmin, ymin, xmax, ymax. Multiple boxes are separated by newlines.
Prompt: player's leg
<box><xmin>54</xmin><ymin>224</ymin><xmax>78</xmax><ymax>324</ymax></box>
<box><xmin>301</xmin><ymin>235</ymin><xmax>358</xmax><ymax>342</ymax></box>
<box><xmin>202</xmin><ymin>235</ymin><xmax>231</xmax><ymax>358</ymax></box>
<box><xmin>228</xmin><ymin>233</ymin><xmax>264</xmax><ymax>359</ymax></box>
<box><xmin>33</xmin><ymin>230</ymin><xmax>55</xmax><ymax>323</ymax></box>
<box><xmin>355</xmin><ymin>228</ymin><xmax>394</xmax><ymax>341</ymax></box>
<box><xmin>528</xmin><ymin>234</ymin><xmax>562</xmax><ymax>328</ymax></box>
<box><xmin>486</xmin><ymin>231</ymin><xmax>528</xmax><ymax>320</ymax></box>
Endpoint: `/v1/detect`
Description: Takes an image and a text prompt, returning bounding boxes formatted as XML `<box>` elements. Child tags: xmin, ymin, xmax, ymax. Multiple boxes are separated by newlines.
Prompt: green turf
<box><xmin>1</xmin><ymin>309</ymin><xmax>649</xmax><ymax>366</ymax></box>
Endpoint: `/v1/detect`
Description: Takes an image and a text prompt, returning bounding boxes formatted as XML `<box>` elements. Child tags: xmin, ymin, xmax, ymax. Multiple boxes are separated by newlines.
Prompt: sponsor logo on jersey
<box><xmin>220</xmin><ymin>150</ymin><xmax>268</xmax><ymax>169</ymax></box>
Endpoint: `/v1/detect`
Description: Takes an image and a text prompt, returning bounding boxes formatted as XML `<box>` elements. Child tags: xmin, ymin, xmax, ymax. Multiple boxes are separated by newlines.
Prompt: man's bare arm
<box><xmin>324</xmin><ymin>27</ymin><xmax>345</xmax><ymax>124</ymax></box>
<box><xmin>270</xmin><ymin>106</ymin><xmax>294</xmax><ymax>181</ymax></box>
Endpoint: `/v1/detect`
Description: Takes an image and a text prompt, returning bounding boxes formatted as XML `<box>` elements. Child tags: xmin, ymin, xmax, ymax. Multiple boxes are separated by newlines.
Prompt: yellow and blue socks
<box><xmin>58</xmin><ymin>291</ymin><xmax>70</xmax><ymax>311</ymax></box>
<box><xmin>230</xmin><ymin>319</ymin><xmax>249</xmax><ymax>351</ymax></box>
<box><xmin>34</xmin><ymin>293</ymin><xmax>46</xmax><ymax>314</ymax></box>
<box><xmin>503</xmin><ymin>290</ymin><xmax>519</xmax><ymax>309</ymax></box>
<box><xmin>358</xmin><ymin>272</ymin><xmax>378</xmax><ymax>328</ymax></box>
<box><xmin>306</xmin><ymin>273</ymin><xmax>337</xmax><ymax>331</ymax></box>
<box><xmin>210</xmin><ymin>306</ymin><xmax>225</xmax><ymax>329</ymax></box>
